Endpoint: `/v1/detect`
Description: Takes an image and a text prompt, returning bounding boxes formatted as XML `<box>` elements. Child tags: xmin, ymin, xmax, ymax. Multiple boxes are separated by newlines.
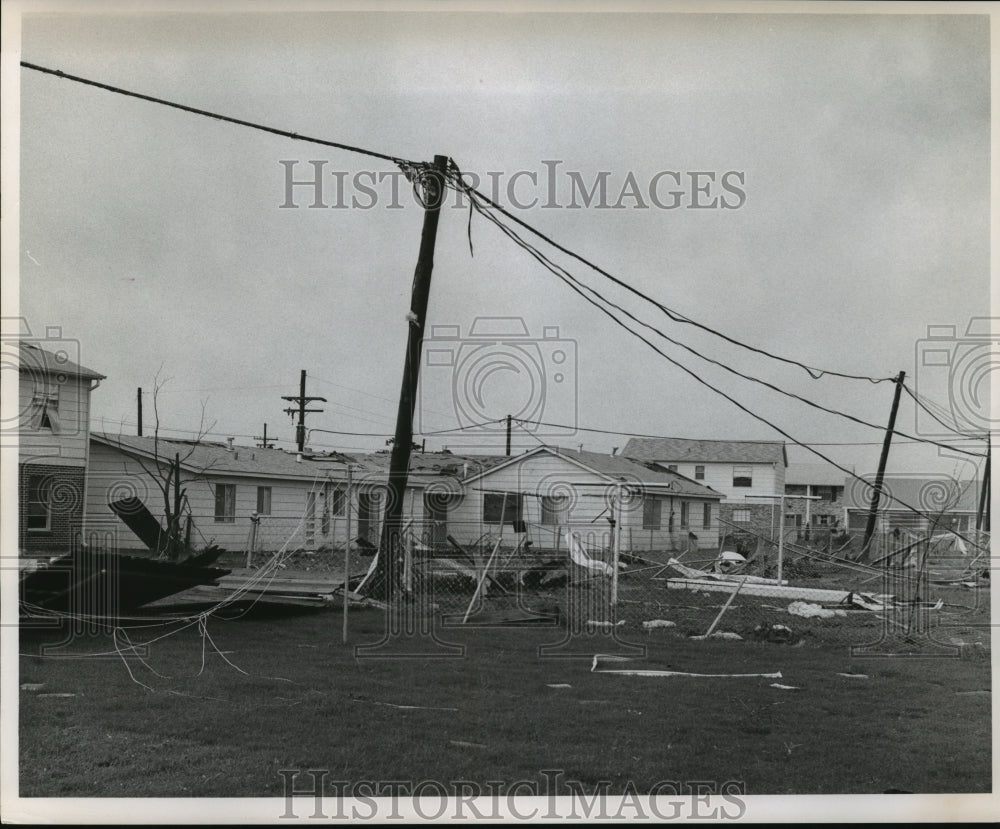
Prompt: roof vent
<box><xmin>226</xmin><ymin>437</ymin><xmax>234</xmax><ymax>451</ymax></box>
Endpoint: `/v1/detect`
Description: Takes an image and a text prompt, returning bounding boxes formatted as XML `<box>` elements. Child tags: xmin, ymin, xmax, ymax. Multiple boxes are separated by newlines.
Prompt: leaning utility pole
<box><xmin>282</xmin><ymin>370</ymin><xmax>326</xmax><ymax>453</ymax></box>
<box><xmin>370</xmin><ymin>155</ymin><xmax>448</xmax><ymax>599</ymax></box>
<box><xmin>861</xmin><ymin>370</ymin><xmax>906</xmax><ymax>556</ymax></box>
<box><xmin>976</xmin><ymin>433</ymin><xmax>990</xmax><ymax>532</ymax></box>
<box><xmin>137</xmin><ymin>387</ymin><xmax>143</xmax><ymax>436</ymax></box>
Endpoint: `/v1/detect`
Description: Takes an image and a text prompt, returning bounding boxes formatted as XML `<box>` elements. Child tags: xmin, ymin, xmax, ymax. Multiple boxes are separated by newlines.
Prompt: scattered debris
<box><xmin>642</xmin><ymin>619</ymin><xmax>676</xmax><ymax>630</ymax></box>
<box><xmin>836</xmin><ymin>673</ymin><xmax>870</xmax><ymax>679</ymax></box>
<box><xmin>448</xmin><ymin>740</ymin><xmax>487</xmax><ymax>749</ymax></box>
<box><xmin>770</xmin><ymin>683</ymin><xmax>801</xmax><ymax>690</ymax></box>
<box><xmin>546</xmin><ymin>683</ymin><xmax>572</xmax><ymax>689</ymax></box>
<box><xmin>586</xmin><ymin>619</ymin><xmax>626</xmax><ymax>628</ymax></box>
<box><xmin>591</xmin><ymin>654</ymin><xmax>781</xmax><ymax>679</ymax></box>
<box><xmin>788</xmin><ymin>601</ymin><xmax>847</xmax><ymax>619</ymax></box>
<box><xmin>20</xmin><ymin>683</ymin><xmax>44</xmax><ymax>692</ymax></box>
<box><xmin>356</xmin><ymin>699</ymin><xmax>459</xmax><ymax>712</ymax></box>
<box><xmin>752</xmin><ymin>623</ymin><xmax>796</xmax><ymax>645</ymax></box>
<box><xmin>708</xmin><ymin>631</ymin><xmax>742</xmax><ymax>641</ymax></box>
<box><xmin>36</xmin><ymin>693</ymin><xmax>78</xmax><ymax>698</ymax></box>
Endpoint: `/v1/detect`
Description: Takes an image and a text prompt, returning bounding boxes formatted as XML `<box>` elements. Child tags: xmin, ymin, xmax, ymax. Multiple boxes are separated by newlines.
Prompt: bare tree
<box><xmin>112</xmin><ymin>372</ymin><xmax>218</xmax><ymax>560</ymax></box>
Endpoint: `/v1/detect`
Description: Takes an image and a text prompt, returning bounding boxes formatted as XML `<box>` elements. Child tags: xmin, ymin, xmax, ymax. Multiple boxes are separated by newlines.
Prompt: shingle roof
<box><xmin>623</xmin><ymin>437</ymin><xmax>787</xmax><ymax>466</ymax></box>
<box><xmin>843</xmin><ymin>474</ymin><xmax>981</xmax><ymax>513</ymax></box>
<box><xmin>19</xmin><ymin>342</ymin><xmax>105</xmax><ymax>381</ymax></box>
<box><xmin>467</xmin><ymin>445</ymin><xmax>723</xmax><ymax>500</ymax></box>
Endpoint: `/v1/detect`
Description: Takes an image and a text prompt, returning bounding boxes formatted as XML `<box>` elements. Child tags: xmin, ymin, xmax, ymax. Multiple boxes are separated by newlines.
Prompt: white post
<box><xmin>777</xmin><ymin>494</ymin><xmax>786</xmax><ymax>584</ymax></box>
<box><xmin>611</xmin><ymin>484</ymin><xmax>622</xmax><ymax>607</ymax></box>
<box><xmin>342</xmin><ymin>466</ymin><xmax>353</xmax><ymax>644</ymax></box>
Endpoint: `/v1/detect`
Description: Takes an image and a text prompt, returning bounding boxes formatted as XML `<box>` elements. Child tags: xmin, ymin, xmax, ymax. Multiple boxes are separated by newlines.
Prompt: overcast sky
<box><xmin>11</xmin><ymin>4</ymin><xmax>992</xmax><ymax>482</ymax></box>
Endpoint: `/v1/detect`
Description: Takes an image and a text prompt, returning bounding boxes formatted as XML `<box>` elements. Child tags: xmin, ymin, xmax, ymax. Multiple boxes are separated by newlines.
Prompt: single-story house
<box><xmin>844</xmin><ymin>473</ymin><xmax>982</xmax><ymax>535</ymax></box>
<box><xmin>447</xmin><ymin>445</ymin><xmax>724</xmax><ymax>553</ymax></box>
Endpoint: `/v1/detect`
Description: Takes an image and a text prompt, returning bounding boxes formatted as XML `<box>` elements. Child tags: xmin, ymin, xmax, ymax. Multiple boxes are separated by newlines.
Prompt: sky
<box><xmin>8</xmin><ymin>2</ymin><xmax>993</xmax><ymax>486</ymax></box>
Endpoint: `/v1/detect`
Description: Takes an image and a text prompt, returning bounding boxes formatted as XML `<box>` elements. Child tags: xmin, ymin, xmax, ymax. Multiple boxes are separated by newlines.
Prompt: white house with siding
<box><xmin>447</xmin><ymin>445</ymin><xmax>723</xmax><ymax>553</ymax></box>
<box><xmin>17</xmin><ymin>339</ymin><xmax>105</xmax><ymax>554</ymax></box>
<box><xmin>623</xmin><ymin>437</ymin><xmax>787</xmax><ymax>526</ymax></box>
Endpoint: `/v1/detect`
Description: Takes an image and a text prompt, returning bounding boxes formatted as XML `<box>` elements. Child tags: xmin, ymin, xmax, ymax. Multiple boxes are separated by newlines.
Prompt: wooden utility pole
<box><xmin>976</xmin><ymin>433</ymin><xmax>990</xmax><ymax>532</ymax></box>
<box><xmin>137</xmin><ymin>388</ymin><xmax>143</xmax><ymax>436</ymax></box>
<box><xmin>862</xmin><ymin>370</ymin><xmax>906</xmax><ymax>556</ymax></box>
<box><xmin>506</xmin><ymin>414</ymin><xmax>512</xmax><ymax>456</ymax></box>
<box><xmin>370</xmin><ymin>155</ymin><xmax>448</xmax><ymax>599</ymax></box>
<box><xmin>282</xmin><ymin>370</ymin><xmax>326</xmax><ymax>453</ymax></box>
<box><xmin>254</xmin><ymin>423</ymin><xmax>276</xmax><ymax>449</ymax></box>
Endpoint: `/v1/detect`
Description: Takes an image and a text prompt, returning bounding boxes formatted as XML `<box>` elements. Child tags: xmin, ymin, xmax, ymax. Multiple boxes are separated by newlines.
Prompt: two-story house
<box><xmin>622</xmin><ymin>437</ymin><xmax>787</xmax><ymax>526</ymax></box>
<box><xmin>784</xmin><ymin>462</ymin><xmax>850</xmax><ymax>535</ymax></box>
<box><xmin>16</xmin><ymin>339</ymin><xmax>105</xmax><ymax>555</ymax></box>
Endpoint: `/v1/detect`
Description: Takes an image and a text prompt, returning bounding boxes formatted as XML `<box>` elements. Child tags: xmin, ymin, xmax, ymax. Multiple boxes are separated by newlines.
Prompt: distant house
<box><xmin>843</xmin><ymin>474</ymin><xmax>982</xmax><ymax>536</ymax></box>
<box><xmin>784</xmin><ymin>462</ymin><xmax>851</xmax><ymax>531</ymax></box>
<box><xmin>17</xmin><ymin>340</ymin><xmax>105</xmax><ymax>554</ymax></box>
<box><xmin>622</xmin><ymin>437</ymin><xmax>786</xmax><ymax>526</ymax></box>
<box><xmin>448</xmin><ymin>445</ymin><xmax>724</xmax><ymax>552</ymax></box>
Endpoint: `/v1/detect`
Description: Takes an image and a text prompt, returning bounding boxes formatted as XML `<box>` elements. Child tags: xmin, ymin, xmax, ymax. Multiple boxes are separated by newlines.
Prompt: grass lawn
<box><xmin>17</xmin><ymin>598</ymin><xmax>991</xmax><ymax>799</ymax></box>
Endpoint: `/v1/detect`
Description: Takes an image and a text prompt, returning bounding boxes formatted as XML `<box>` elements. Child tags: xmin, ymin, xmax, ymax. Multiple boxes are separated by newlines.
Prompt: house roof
<box><xmin>465</xmin><ymin>445</ymin><xmax>723</xmax><ymax>500</ymax></box>
<box><xmin>843</xmin><ymin>474</ymin><xmax>981</xmax><ymax>513</ymax></box>
<box><xmin>622</xmin><ymin>437</ymin><xmax>787</xmax><ymax>466</ymax></box>
<box><xmin>786</xmin><ymin>462</ymin><xmax>852</xmax><ymax>487</ymax></box>
<box><xmin>91</xmin><ymin>434</ymin><xmax>504</xmax><ymax>487</ymax></box>
<box><xmin>19</xmin><ymin>342</ymin><xmax>105</xmax><ymax>381</ymax></box>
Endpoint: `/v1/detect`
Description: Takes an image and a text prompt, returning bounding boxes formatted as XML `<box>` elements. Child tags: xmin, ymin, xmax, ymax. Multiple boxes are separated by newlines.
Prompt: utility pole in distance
<box><xmin>506</xmin><ymin>414</ymin><xmax>512</xmax><ymax>456</ymax></box>
<box><xmin>254</xmin><ymin>423</ymin><xmax>276</xmax><ymax>449</ymax></box>
<box><xmin>282</xmin><ymin>370</ymin><xmax>326</xmax><ymax>453</ymax></box>
<box><xmin>861</xmin><ymin>370</ymin><xmax>905</xmax><ymax>557</ymax></box>
<box><xmin>369</xmin><ymin>155</ymin><xmax>449</xmax><ymax>600</ymax></box>
<box><xmin>137</xmin><ymin>387</ymin><xmax>143</xmax><ymax>436</ymax></box>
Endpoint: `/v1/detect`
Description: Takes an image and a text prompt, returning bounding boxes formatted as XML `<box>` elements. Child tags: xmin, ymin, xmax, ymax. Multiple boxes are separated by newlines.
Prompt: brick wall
<box><xmin>18</xmin><ymin>463</ymin><xmax>85</xmax><ymax>555</ymax></box>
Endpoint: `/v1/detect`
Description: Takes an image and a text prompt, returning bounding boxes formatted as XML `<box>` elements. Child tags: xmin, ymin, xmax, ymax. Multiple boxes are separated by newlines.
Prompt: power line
<box><xmin>21</xmin><ymin>61</ymin><xmax>408</xmax><ymax>166</ymax></box>
<box><xmin>446</xmin><ymin>161</ymin><xmax>894</xmax><ymax>385</ymax></box>
<box><xmin>461</xmin><ymin>189</ymin><xmax>985</xmax><ymax>459</ymax></box>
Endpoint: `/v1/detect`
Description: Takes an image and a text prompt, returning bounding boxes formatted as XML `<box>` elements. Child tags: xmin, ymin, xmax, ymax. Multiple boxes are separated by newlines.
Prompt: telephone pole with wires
<box><xmin>254</xmin><ymin>423</ymin><xmax>276</xmax><ymax>449</ymax></box>
<box><xmin>282</xmin><ymin>370</ymin><xmax>326</xmax><ymax>453</ymax></box>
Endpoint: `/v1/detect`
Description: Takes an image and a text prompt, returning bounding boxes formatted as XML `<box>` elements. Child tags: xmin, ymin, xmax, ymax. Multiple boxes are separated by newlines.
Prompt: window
<box><xmin>541</xmin><ymin>495</ymin><xmax>569</xmax><ymax>526</ymax></box>
<box><xmin>824</xmin><ymin>486</ymin><xmax>841</xmax><ymax>503</ymax></box>
<box><xmin>732</xmin><ymin>508</ymin><xmax>750</xmax><ymax>523</ymax></box>
<box><xmin>484</xmin><ymin>492</ymin><xmax>522</xmax><ymax>524</ymax></box>
<box><xmin>214</xmin><ymin>484</ymin><xmax>236</xmax><ymax>523</ymax></box>
<box><xmin>26</xmin><ymin>474</ymin><xmax>52</xmax><ymax>532</ymax></box>
<box><xmin>643</xmin><ymin>497</ymin><xmax>662</xmax><ymax>530</ymax></box>
<box><xmin>814</xmin><ymin>514</ymin><xmax>832</xmax><ymax>526</ymax></box>
<box><xmin>702</xmin><ymin>503</ymin><xmax>712</xmax><ymax>529</ymax></box>
<box><xmin>680</xmin><ymin>502</ymin><xmax>689</xmax><ymax>528</ymax></box>
<box><xmin>29</xmin><ymin>386</ymin><xmax>60</xmax><ymax>433</ymax></box>
<box><xmin>694</xmin><ymin>465</ymin><xmax>705</xmax><ymax>481</ymax></box>
<box><xmin>256</xmin><ymin>486</ymin><xmax>272</xmax><ymax>516</ymax></box>
<box><xmin>328</xmin><ymin>485</ymin><xmax>346</xmax><ymax>516</ymax></box>
<box><xmin>732</xmin><ymin>466</ymin><xmax>753</xmax><ymax>488</ymax></box>
<box><xmin>787</xmin><ymin>513</ymin><xmax>801</xmax><ymax>527</ymax></box>
<box><xmin>785</xmin><ymin>484</ymin><xmax>806</xmax><ymax>495</ymax></box>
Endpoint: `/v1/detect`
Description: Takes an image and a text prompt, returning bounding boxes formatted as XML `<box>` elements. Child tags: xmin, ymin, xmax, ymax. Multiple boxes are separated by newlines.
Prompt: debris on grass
<box><xmin>770</xmin><ymin>683</ymin><xmax>801</xmax><ymax>690</ymax></box>
<box><xmin>787</xmin><ymin>601</ymin><xmax>847</xmax><ymax>619</ymax></box>
<box><xmin>546</xmin><ymin>683</ymin><xmax>572</xmax><ymax>689</ymax></box>
<box><xmin>591</xmin><ymin>654</ymin><xmax>781</xmax><ymax>679</ymax></box>
<box><xmin>448</xmin><ymin>740</ymin><xmax>487</xmax><ymax>749</ymax></box>
<box><xmin>36</xmin><ymin>693</ymin><xmax>78</xmax><ymax>698</ymax></box>
<box><xmin>586</xmin><ymin>619</ymin><xmax>626</xmax><ymax>628</ymax></box>
<box><xmin>356</xmin><ymin>698</ymin><xmax>459</xmax><ymax>712</ymax></box>
<box><xmin>642</xmin><ymin>619</ymin><xmax>676</xmax><ymax>630</ymax></box>
<box><xmin>20</xmin><ymin>683</ymin><xmax>44</xmax><ymax>691</ymax></box>
<box><xmin>836</xmin><ymin>673</ymin><xmax>870</xmax><ymax>679</ymax></box>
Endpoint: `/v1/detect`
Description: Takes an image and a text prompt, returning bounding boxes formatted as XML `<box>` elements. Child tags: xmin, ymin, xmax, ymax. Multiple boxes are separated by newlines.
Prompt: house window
<box><xmin>680</xmin><ymin>502</ymin><xmax>689</xmax><ymax>528</ymax></box>
<box><xmin>29</xmin><ymin>387</ymin><xmax>61</xmax><ymax>433</ymax></box>
<box><xmin>256</xmin><ymin>486</ymin><xmax>272</xmax><ymax>516</ymax></box>
<box><xmin>328</xmin><ymin>484</ymin><xmax>346</xmax><ymax>517</ymax></box>
<box><xmin>786</xmin><ymin>513</ymin><xmax>801</xmax><ymax>528</ymax></box>
<box><xmin>733</xmin><ymin>466</ymin><xmax>753</xmax><ymax>488</ymax></box>
<box><xmin>643</xmin><ymin>497</ymin><xmax>662</xmax><ymax>530</ymax></box>
<box><xmin>732</xmin><ymin>508</ymin><xmax>750</xmax><ymax>523</ymax></box>
<box><xmin>26</xmin><ymin>474</ymin><xmax>52</xmax><ymax>532</ymax></box>
<box><xmin>814</xmin><ymin>514</ymin><xmax>832</xmax><ymax>527</ymax></box>
<box><xmin>824</xmin><ymin>487</ymin><xmax>841</xmax><ymax>503</ymax></box>
<box><xmin>484</xmin><ymin>492</ymin><xmax>522</xmax><ymax>524</ymax></box>
<box><xmin>785</xmin><ymin>484</ymin><xmax>806</xmax><ymax>495</ymax></box>
<box><xmin>694</xmin><ymin>465</ymin><xmax>705</xmax><ymax>481</ymax></box>
<box><xmin>541</xmin><ymin>495</ymin><xmax>569</xmax><ymax>526</ymax></box>
<box><xmin>702</xmin><ymin>503</ymin><xmax>712</xmax><ymax>529</ymax></box>
<box><xmin>214</xmin><ymin>484</ymin><xmax>236</xmax><ymax>523</ymax></box>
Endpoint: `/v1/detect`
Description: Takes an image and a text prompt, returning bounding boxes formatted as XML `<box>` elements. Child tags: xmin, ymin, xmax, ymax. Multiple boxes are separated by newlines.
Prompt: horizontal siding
<box><xmin>18</xmin><ymin>374</ymin><xmax>91</xmax><ymax>465</ymax></box>
<box><xmin>664</xmin><ymin>461</ymin><xmax>781</xmax><ymax>502</ymax></box>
